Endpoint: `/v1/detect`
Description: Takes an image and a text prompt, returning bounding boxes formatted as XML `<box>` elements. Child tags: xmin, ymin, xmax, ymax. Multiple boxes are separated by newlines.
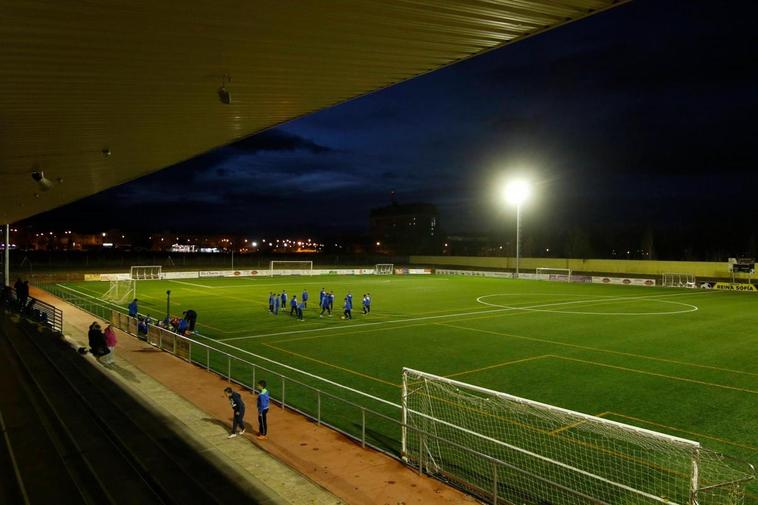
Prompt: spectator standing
<box><xmin>183</xmin><ymin>309</ymin><xmax>197</xmax><ymax>332</ymax></box>
<box><xmin>128</xmin><ymin>298</ymin><xmax>139</xmax><ymax>317</ymax></box>
<box><xmin>103</xmin><ymin>324</ymin><xmax>118</xmax><ymax>365</ymax></box>
<box><xmin>19</xmin><ymin>281</ymin><xmax>30</xmax><ymax>311</ymax></box>
<box><xmin>256</xmin><ymin>380</ymin><xmax>270</xmax><ymax>440</ymax></box>
<box><xmin>224</xmin><ymin>387</ymin><xmax>246</xmax><ymax>438</ymax></box>
<box><xmin>14</xmin><ymin>278</ymin><xmax>23</xmax><ymax>309</ymax></box>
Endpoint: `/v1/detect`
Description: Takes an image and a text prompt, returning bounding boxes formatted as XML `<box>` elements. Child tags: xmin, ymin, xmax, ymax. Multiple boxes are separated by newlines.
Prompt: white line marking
<box><xmin>477</xmin><ymin>293</ymin><xmax>699</xmax><ymax>316</ymax></box>
<box><xmin>221</xmin><ymin>291</ymin><xmax>706</xmax><ymax>342</ymax></box>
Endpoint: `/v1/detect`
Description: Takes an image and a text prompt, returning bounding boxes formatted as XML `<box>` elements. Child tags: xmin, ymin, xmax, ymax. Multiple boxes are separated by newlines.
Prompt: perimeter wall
<box><xmin>409</xmin><ymin>256</ymin><xmax>748</xmax><ymax>280</ymax></box>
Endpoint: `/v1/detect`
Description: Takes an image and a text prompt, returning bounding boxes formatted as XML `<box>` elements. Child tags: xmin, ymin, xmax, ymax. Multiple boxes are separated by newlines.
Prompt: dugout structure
<box><xmin>662</xmin><ymin>272</ymin><xmax>696</xmax><ymax>288</ymax></box>
<box><xmin>401</xmin><ymin>368</ymin><xmax>754</xmax><ymax>505</ymax></box>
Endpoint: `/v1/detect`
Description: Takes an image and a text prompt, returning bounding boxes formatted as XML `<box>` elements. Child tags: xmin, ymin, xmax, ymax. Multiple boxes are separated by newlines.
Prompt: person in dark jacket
<box><xmin>224</xmin><ymin>387</ymin><xmax>246</xmax><ymax>438</ymax></box>
<box><xmin>87</xmin><ymin>322</ymin><xmax>109</xmax><ymax>362</ymax></box>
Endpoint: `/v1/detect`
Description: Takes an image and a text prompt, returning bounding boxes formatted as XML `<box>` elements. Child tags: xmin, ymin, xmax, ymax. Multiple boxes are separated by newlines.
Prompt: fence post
<box><xmin>159</xmin><ymin>330</ymin><xmax>162</xmax><ymax>350</ymax></box>
<box><xmin>361</xmin><ymin>408</ymin><xmax>366</xmax><ymax>448</ymax></box>
<box><xmin>252</xmin><ymin>365</ymin><xmax>256</xmax><ymax>391</ymax></box>
<box><xmin>172</xmin><ymin>334</ymin><xmax>177</xmax><ymax>355</ymax></box>
<box><xmin>206</xmin><ymin>347</ymin><xmax>210</xmax><ymax>370</ymax></box>
<box><xmin>418</xmin><ymin>431</ymin><xmax>424</xmax><ymax>476</ymax></box>
<box><xmin>227</xmin><ymin>356</ymin><xmax>231</xmax><ymax>383</ymax></box>
<box><xmin>281</xmin><ymin>377</ymin><xmax>286</xmax><ymax>410</ymax></box>
<box><xmin>317</xmin><ymin>390</ymin><xmax>321</xmax><ymax>426</ymax></box>
<box><xmin>187</xmin><ymin>341</ymin><xmax>192</xmax><ymax>364</ymax></box>
<box><xmin>492</xmin><ymin>459</ymin><xmax>499</xmax><ymax>505</ymax></box>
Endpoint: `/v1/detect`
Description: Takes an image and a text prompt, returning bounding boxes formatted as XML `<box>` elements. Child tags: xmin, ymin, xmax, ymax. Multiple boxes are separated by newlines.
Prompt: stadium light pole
<box><xmin>3</xmin><ymin>224</ymin><xmax>9</xmax><ymax>287</ymax></box>
<box><xmin>503</xmin><ymin>179</ymin><xmax>531</xmax><ymax>279</ymax></box>
<box><xmin>165</xmin><ymin>290</ymin><xmax>171</xmax><ymax>322</ymax></box>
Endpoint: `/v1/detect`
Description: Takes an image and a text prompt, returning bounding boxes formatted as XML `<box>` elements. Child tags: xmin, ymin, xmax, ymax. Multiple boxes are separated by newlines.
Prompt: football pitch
<box><xmin>49</xmin><ymin>275</ymin><xmax>757</xmax><ymax>498</ymax></box>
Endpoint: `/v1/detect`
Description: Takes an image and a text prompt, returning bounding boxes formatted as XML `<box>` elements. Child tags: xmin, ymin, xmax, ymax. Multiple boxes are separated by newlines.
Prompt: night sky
<box><xmin>27</xmin><ymin>0</ymin><xmax>758</xmax><ymax>255</ymax></box>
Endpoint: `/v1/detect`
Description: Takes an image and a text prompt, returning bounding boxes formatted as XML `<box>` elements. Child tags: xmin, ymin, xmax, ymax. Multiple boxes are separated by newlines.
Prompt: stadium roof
<box><xmin>0</xmin><ymin>0</ymin><xmax>627</xmax><ymax>224</ymax></box>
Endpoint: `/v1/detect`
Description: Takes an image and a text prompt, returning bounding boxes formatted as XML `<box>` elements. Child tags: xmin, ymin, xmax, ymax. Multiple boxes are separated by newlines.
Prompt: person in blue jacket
<box><xmin>256</xmin><ymin>380</ymin><xmax>270</xmax><ymax>440</ymax></box>
<box><xmin>301</xmin><ymin>289</ymin><xmax>309</xmax><ymax>308</ymax></box>
<box><xmin>268</xmin><ymin>292</ymin><xmax>275</xmax><ymax>313</ymax></box>
<box><xmin>273</xmin><ymin>294</ymin><xmax>280</xmax><ymax>315</ymax></box>
<box><xmin>289</xmin><ymin>296</ymin><xmax>298</xmax><ymax>316</ymax></box>
<box><xmin>128</xmin><ymin>298</ymin><xmax>139</xmax><ymax>317</ymax></box>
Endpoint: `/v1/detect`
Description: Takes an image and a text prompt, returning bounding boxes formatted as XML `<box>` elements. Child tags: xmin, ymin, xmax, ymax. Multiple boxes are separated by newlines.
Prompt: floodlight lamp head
<box><xmin>503</xmin><ymin>179</ymin><xmax>530</xmax><ymax>206</ymax></box>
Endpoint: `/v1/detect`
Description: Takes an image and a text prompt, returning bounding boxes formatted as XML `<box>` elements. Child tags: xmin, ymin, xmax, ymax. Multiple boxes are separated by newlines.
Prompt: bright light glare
<box><xmin>503</xmin><ymin>179</ymin><xmax>531</xmax><ymax>206</ymax></box>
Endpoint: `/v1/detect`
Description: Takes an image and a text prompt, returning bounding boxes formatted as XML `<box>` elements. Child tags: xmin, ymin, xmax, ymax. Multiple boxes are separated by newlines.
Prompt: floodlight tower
<box><xmin>503</xmin><ymin>179</ymin><xmax>531</xmax><ymax>278</ymax></box>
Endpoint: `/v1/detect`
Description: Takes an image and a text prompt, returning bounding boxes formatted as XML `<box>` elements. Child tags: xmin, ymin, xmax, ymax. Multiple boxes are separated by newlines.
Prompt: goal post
<box><xmin>375</xmin><ymin>263</ymin><xmax>394</xmax><ymax>275</ymax></box>
<box><xmin>401</xmin><ymin>368</ymin><xmax>754</xmax><ymax>505</ymax></box>
<box><xmin>536</xmin><ymin>267</ymin><xmax>572</xmax><ymax>282</ymax></box>
<box><xmin>662</xmin><ymin>272</ymin><xmax>696</xmax><ymax>288</ymax></box>
<box><xmin>130</xmin><ymin>265</ymin><xmax>162</xmax><ymax>280</ymax></box>
<box><xmin>103</xmin><ymin>278</ymin><xmax>136</xmax><ymax>304</ymax></box>
<box><xmin>270</xmin><ymin>260</ymin><xmax>313</xmax><ymax>276</ymax></box>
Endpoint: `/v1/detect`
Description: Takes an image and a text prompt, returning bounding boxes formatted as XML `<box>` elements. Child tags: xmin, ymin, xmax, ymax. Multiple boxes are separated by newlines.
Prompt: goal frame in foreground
<box><xmin>269</xmin><ymin>260</ymin><xmax>313</xmax><ymax>276</ymax></box>
<box><xmin>662</xmin><ymin>272</ymin><xmax>696</xmax><ymax>288</ymax></box>
<box><xmin>401</xmin><ymin>367</ymin><xmax>754</xmax><ymax>505</ymax></box>
<box><xmin>375</xmin><ymin>263</ymin><xmax>394</xmax><ymax>275</ymax></box>
<box><xmin>103</xmin><ymin>278</ymin><xmax>136</xmax><ymax>304</ymax></box>
<box><xmin>536</xmin><ymin>267</ymin><xmax>572</xmax><ymax>282</ymax></box>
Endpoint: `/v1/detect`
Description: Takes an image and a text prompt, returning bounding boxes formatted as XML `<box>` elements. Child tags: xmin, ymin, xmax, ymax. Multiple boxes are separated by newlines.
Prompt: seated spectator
<box><xmin>87</xmin><ymin>322</ymin><xmax>109</xmax><ymax>362</ymax></box>
<box><xmin>177</xmin><ymin>317</ymin><xmax>189</xmax><ymax>335</ymax></box>
<box><xmin>137</xmin><ymin>317</ymin><xmax>149</xmax><ymax>339</ymax></box>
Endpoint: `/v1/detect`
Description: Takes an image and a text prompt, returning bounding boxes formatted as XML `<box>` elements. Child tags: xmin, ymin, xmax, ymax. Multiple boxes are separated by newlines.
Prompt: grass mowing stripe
<box><xmin>601</xmin><ymin>413</ymin><xmax>758</xmax><ymax>452</ymax></box>
<box><xmin>444</xmin><ymin>355</ymin><xmax>553</xmax><ymax>379</ymax></box>
<box><xmin>553</xmin><ymin>355</ymin><xmax>758</xmax><ymax>395</ymax></box>
<box><xmin>261</xmin><ymin>342</ymin><xmax>400</xmax><ymax>387</ymax></box>
<box><xmin>437</xmin><ymin>322</ymin><xmax>758</xmax><ymax>377</ymax></box>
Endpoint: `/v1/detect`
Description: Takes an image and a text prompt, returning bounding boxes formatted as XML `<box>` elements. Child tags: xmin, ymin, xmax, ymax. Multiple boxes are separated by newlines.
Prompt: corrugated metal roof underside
<box><xmin>0</xmin><ymin>0</ymin><xmax>627</xmax><ymax>223</ymax></box>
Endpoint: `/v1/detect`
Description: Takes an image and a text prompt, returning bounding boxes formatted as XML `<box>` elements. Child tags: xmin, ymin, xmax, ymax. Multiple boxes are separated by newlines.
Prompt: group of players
<box><xmin>267</xmin><ymin>288</ymin><xmax>372</xmax><ymax>321</ymax></box>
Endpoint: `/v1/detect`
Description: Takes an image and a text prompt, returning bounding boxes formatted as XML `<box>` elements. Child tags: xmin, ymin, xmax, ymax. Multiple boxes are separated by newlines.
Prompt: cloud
<box><xmin>230</xmin><ymin>129</ymin><xmax>334</xmax><ymax>155</ymax></box>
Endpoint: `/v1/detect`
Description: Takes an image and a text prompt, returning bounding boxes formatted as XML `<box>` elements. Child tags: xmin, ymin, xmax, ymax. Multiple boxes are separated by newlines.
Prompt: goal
<box><xmin>401</xmin><ymin>368</ymin><xmax>754</xmax><ymax>505</ymax></box>
<box><xmin>103</xmin><ymin>278</ymin><xmax>136</xmax><ymax>304</ymax></box>
<box><xmin>270</xmin><ymin>260</ymin><xmax>313</xmax><ymax>276</ymax></box>
<box><xmin>130</xmin><ymin>265</ymin><xmax>163</xmax><ymax>280</ymax></box>
<box><xmin>662</xmin><ymin>272</ymin><xmax>696</xmax><ymax>288</ymax></box>
<box><xmin>536</xmin><ymin>267</ymin><xmax>572</xmax><ymax>282</ymax></box>
<box><xmin>375</xmin><ymin>263</ymin><xmax>394</xmax><ymax>275</ymax></box>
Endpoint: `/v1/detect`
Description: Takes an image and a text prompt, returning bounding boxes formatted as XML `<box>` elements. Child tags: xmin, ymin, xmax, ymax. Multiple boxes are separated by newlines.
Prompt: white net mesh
<box><xmin>375</xmin><ymin>264</ymin><xmax>394</xmax><ymax>275</ymax></box>
<box><xmin>536</xmin><ymin>268</ymin><xmax>572</xmax><ymax>282</ymax></box>
<box><xmin>270</xmin><ymin>261</ymin><xmax>313</xmax><ymax>276</ymax></box>
<box><xmin>103</xmin><ymin>279</ymin><xmax>136</xmax><ymax>304</ymax></box>
<box><xmin>402</xmin><ymin>368</ymin><xmax>754</xmax><ymax>505</ymax></box>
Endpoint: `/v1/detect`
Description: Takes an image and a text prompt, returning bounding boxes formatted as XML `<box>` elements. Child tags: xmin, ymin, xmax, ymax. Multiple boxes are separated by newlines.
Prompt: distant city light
<box><xmin>376</xmin><ymin>241</ymin><xmax>381</xmax><ymax>246</ymax></box>
<box><xmin>101</xmin><ymin>232</ymin><xmax>106</xmax><ymax>237</ymax></box>
<box><xmin>251</xmin><ymin>241</ymin><xmax>258</xmax><ymax>247</ymax></box>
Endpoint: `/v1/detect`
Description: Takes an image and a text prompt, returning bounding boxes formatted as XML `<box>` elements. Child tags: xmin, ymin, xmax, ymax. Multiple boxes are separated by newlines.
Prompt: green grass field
<box><xmin>46</xmin><ymin>275</ymin><xmax>758</xmax><ymax>500</ymax></box>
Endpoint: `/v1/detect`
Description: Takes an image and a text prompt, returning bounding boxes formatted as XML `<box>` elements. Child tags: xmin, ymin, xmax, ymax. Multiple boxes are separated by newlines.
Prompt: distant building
<box><xmin>370</xmin><ymin>202</ymin><xmax>441</xmax><ymax>254</ymax></box>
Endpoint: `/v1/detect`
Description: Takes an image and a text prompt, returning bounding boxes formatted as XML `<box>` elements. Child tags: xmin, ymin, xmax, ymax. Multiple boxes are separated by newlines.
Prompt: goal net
<box><xmin>270</xmin><ymin>260</ymin><xmax>313</xmax><ymax>276</ymax></box>
<box><xmin>103</xmin><ymin>279</ymin><xmax>136</xmax><ymax>304</ymax></box>
<box><xmin>402</xmin><ymin>368</ymin><xmax>754</xmax><ymax>505</ymax></box>
<box><xmin>536</xmin><ymin>267</ymin><xmax>572</xmax><ymax>282</ymax></box>
<box><xmin>375</xmin><ymin>263</ymin><xmax>394</xmax><ymax>275</ymax></box>
<box><xmin>662</xmin><ymin>272</ymin><xmax>696</xmax><ymax>288</ymax></box>
<box><xmin>130</xmin><ymin>265</ymin><xmax>163</xmax><ymax>280</ymax></box>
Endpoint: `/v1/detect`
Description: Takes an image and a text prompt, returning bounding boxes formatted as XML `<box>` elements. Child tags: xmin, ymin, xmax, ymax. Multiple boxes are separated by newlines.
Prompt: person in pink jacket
<box><xmin>103</xmin><ymin>324</ymin><xmax>118</xmax><ymax>365</ymax></box>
